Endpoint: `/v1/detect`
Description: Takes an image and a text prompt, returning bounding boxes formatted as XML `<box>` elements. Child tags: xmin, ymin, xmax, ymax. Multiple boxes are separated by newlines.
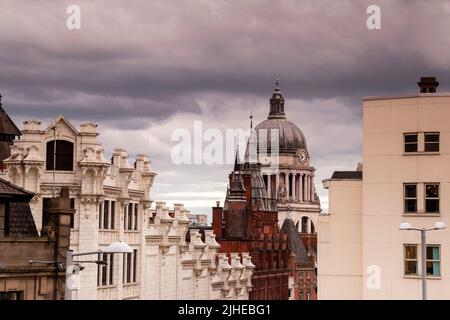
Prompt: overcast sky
<box><xmin>1</xmin><ymin>0</ymin><xmax>450</xmax><ymax>219</ymax></box>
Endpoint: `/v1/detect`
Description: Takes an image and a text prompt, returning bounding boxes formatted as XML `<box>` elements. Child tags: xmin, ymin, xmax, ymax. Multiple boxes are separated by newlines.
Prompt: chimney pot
<box><xmin>418</xmin><ymin>77</ymin><xmax>439</xmax><ymax>93</ymax></box>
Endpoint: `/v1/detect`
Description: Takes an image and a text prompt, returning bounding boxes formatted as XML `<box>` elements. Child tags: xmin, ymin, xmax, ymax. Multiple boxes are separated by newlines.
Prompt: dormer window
<box><xmin>46</xmin><ymin>140</ymin><xmax>74</xmax><ymax>171</ymax></box>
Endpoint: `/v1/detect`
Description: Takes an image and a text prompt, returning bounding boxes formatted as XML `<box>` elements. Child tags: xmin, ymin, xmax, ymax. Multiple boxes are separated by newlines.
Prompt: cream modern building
<box><xmin>319</xmin><ymin>77</ymin><xmax>450</xmax><ymax>299</ymax></box>
<box><xmin>0</xmin><ymin>114</ymin><xmax>253</xmax><ymax>300</ymax></box>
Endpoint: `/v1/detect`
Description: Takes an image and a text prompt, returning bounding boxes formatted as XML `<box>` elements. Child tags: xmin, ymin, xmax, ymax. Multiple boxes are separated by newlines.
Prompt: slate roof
<box><xmin>7</xmin><ymin>202</ymin><xmax>38</xmax><ymax>237</ymax></box>
<box><xmin>0</xmin><ymin>178</ymin><xmax>34</xmax><ymax>200</ymax></box>
<box><xmin>331</xmin><ymin>171</ymin><xmax>363</xmax><ymax>180</ymax></box>
<box><xmin>0</xmin><ymin>105</ymin><xmax>21</xmax><ymax>136</ymax></box>
<box><xmin>281</xmin><ymin>218</ymin><xmax>310</xmax><ymax>266</ymax></box>
<box><xmin>0</xmin><ymin>178</ymin><xmax>37</xmax><ymax>237</ymax></box>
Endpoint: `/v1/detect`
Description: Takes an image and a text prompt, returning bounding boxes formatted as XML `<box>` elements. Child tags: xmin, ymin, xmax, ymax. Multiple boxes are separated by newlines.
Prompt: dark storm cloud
<box><xmin>1</xmin><ymin>0</ymin><xmax>450</xmax><ymax>214</ymax></box>
<box><xmin>1</xmin><ymin>0</ymin><xmax>450</xmax><ymax>124</ymax></box>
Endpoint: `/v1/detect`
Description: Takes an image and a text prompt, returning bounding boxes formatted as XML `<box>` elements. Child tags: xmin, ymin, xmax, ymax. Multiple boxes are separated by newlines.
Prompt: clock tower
<box><xmin>251</xmin><ymin>80</ymin><xmax>321</xmax><ymax>236</ymax></box>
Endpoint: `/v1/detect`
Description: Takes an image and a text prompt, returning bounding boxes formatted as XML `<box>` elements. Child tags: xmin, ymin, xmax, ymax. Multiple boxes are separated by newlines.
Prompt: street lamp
<box><xmin>398</xmin><ymin>221</ymin><xmax>446</xmax><ymax>300</ymax></box>
<box><xmin>66</xmin><ymin>241</ymin><xmax>133</xmax><ymax>300</ymax></box>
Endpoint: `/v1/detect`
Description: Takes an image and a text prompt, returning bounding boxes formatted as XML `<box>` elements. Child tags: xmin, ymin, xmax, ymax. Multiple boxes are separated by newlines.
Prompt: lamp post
<box><xmin>398</xmin><ymin>221</ymin><xmax>446</xmax><ymax>300</ymax></box>
<box><xmin>65</xmin><ymin>241</ymin><xmax>133</xmax><ymax>300</ymax></box>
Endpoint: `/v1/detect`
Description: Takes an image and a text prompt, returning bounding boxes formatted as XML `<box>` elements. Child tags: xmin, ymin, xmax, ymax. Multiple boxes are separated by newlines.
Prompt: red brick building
<box><xmin>212</xmin><ymin>160</ymin><xmax>290</xmax><ymax>300</ymax></box>
<box><xmin>281</xmin><ymin>216</ymin><xmax>317</xmax><ymax>300</ymax></box>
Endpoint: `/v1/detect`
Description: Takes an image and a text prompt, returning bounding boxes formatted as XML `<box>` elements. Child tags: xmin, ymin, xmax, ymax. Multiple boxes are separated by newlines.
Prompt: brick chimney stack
<box><xmin>47</xmin><ymin>187</ymin><xmax>75</xmax><ymax>262</ymax></box>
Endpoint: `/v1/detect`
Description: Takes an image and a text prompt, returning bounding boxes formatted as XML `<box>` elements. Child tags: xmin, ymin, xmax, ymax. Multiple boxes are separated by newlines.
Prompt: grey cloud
<box><xmin>0</xmin><ymin>0</ymin><xmax>449</xmax><ymax>215</ymax></box>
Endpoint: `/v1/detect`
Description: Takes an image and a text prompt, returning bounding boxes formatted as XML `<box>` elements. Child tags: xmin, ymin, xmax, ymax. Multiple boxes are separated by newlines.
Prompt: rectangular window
<box><xmin>128</xmin><ymin>203</ymin><xmax>133</xmax><ymax>230</ymax></box>
<box><xmin>103</xmin><ymin>201</ymin><xmax>109</xmax><ymax>230</ymax></box>
<box><xmin>122</xmin><ymin>253</ymin><xmax>126</xmax><ymax>284</ymax></box>
<box><xmin>42</xmin><ymin>198</ymin><xmax>51</xmax><ymax>229</ymax></box>
<box><xmin>109</xmin><ymin>254</ymin><xmax>114</xmax><ymax>284</ymax></box>
<box><xmin>101</xmin><ymin>254</ymin><xmax>107</xmax><ymax>286</ymax></box>
<box><xmin>97</xmin><ymin>253</ymin><xmax>113</xmax><ymax>286</ymax></box>
<box><xmin>110</xmin><ymin>201</ymin><xmax>115</xmax><ymax>229</ymax></box>
<box><xmin>98</xmin><ymin>203</ymin><xmax>103</xmax><ymax>229</ymax></box>
<box><xmin>425</xmin><ymin>183</ymin><xmax>439</xmax><ymax>213</ymax></box>
<box><xmin>126</xmin><ymin>252</ymin><xmax>131</xmax><ymax>283</ymax></box>
<box><xmin>404</xmin><ymin>184</ymin><xmax>417</xmax><ymax>213</ymax></box>
<box><xmin>426</xmin><ymin>245</ymin><xmax>440</xmax><ymax>276</ymax></box>
<box><xmin>424</xmin><ymin>132</ymin><xmax>439</xmax><ymax>152</ymax></box>
<box><xmin>123</xmin><ymin>206</ymin><xmax>127</xmax><ymax>230</ymax></box>
<box><xmin>134</xmin><ymin>204</ymin><xmax>138</xmax><ymax>230</ymax></box>
<box><xmin>70</xmin><ymin>198</ymin><xmax>75</xmax><ymax>228</ymax></box>
<box><xmin>404</xmin><ymin>133</ymin><xmax>418</xmax><ymax>153</ymax></box>
<box><xmin>404</xmin><ymin>245</ymin><xmax>418</xmax><ymax>275</ymax></box>
<box><xmin>133</xmin><ymin>249</ymin><xmax>138</xmax><ymax>282</ymax></box>
<box><xmin>0</xmin><ymin>291</ymin><xmax>24</xmax><ymax>300</ymax></box>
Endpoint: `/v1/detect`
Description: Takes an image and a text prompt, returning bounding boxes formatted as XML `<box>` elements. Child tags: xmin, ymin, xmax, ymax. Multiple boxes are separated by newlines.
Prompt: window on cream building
<box><xmin>404</xmin><ymin>132</ymin><xmax>440</xmax><ymax>153</ymax></box>
<box><xmin>424</xmin><ymin>132</ymin><xmax>440</xmax><ymax>152</ymax></box>
<box><xmin>426</xmin><ymin>245</ymin><xmax>441</xmax><ymax>277</ymax></box>
<box><xmin>97</xmin><ymin>253</ymin><xmax>114</xmax><ymax>287</ymax></box>
<box><xmin>45</xmin><ymin>140</ymin><xmax>74</xmax><ymax>171</ymax></box>
<box><xmin>404</xmin><ymin>244</ymin><xmax>441</xmax><ymax>277</ymax></box>
<box><xmin>404</xmin><ymin>184</ymin><xmax>417</xmax><ymax>213</ymax></box>
<box><xmin>404</xmin><ymin>245</ymin><xmax>418</xmax><ymax>275</ymax></box>
<box><xmin>99</xmin><ymin>200</ymin><xmax>116</xmax><ymax>230</ymax></box>
<box><xmin>123</xmin><ymin>203</ymin><xmax>138</xmax><ymax>231</ymax></box>
<box><xmin>403</xmin><ymin>183</ymin><xmax>440</xmax><ymax>214</ymax></box>
<box><xmin>425</xmin><ymin>184</ymin><xmax>439</xmax><ymax>213</ymax></box>
<box><xmin>122</xmin><ymin>249</ymin><xmax>138</xmax><ymax>284</ymax></box>
<box><xmin>404</xmin><ymin>133</ymin><xmax>418</xmax><ymax>153</ymax></box>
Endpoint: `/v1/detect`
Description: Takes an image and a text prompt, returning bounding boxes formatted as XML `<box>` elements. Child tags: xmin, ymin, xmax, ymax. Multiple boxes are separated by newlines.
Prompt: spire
<box><xmin>233</xmin><ymin>145</ymin><xmax>242</xmax><ymax>172</ymax></box>
<box><xmin>250</xmin><ymin>110</ymin><xmax>253</xmax><ymax>131</ymax></box>
<box><xmin>286</xmin><ymin>206</ymin><xmax>292</xmax><ymax>220</ymax></box>
<box><xmin>268</xmin><ymin>79</ymin><xmax>286</xmax><ymax>119</ymax></box>
<box><xmin>228</xmin><ymin>171</ymin><xmax>246</xmax><ymax>201</ymax></box>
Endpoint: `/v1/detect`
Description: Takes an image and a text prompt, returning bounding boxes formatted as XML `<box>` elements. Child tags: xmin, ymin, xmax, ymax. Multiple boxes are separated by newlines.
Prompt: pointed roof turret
<box><xmin>268</xmin><ymin>79</ymin><xmax>286</xmax><ymax>119</ymax></box>
<box><xmin>233</xmin><ymin>145</ymin><xmax>242</xmax><ymax>172</ymax></box>
<box><xmin>0</xmin><ymin>94</ymin><xmax>21</xmax><ymax>136</ymax></box>
<box><xmin>228</xmin><ymin>171</ymin><xmax>246</xmax><ymax>202</ymax></box>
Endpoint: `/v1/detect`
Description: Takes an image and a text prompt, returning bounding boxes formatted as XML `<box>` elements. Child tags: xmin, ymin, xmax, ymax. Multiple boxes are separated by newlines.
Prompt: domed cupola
<box><xmin>254</xmin><ymin>80</ymin><xmax>308</xmax><ymax>155</ymax></box>
<box><xmin>269</xmin><ymin>79</ymin><xmax>286</xmax><ymax>119</ymax></box>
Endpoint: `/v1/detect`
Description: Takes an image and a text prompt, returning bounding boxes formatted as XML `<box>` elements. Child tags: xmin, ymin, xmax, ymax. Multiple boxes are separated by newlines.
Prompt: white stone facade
<box><xmin>144</xmin><ymin>202</ymin><xmax>254</xmax><ymax>300</ymax></box>
<box><xmin>1</xmin><ymin>115</ymin><xmax>253</xmax><ymax>300</ymax></box>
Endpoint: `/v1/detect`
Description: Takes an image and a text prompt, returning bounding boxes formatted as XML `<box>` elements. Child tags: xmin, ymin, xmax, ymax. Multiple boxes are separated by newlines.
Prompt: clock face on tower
<box><xmin>297</xmin><ymin>149</ymin><xmax>308</xmax><ymax>164</ymax></box>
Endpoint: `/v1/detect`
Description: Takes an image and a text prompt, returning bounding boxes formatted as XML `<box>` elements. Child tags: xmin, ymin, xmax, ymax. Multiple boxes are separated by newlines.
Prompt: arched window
<box><xmin>46</xmin><ymin>140</ymin><xmax>74</xmax><ymax>171</ymax></box>
<box><xmin>301</xmin><ymin>216</ymin><xmax>308</xmax><ymax>233</ymax></box>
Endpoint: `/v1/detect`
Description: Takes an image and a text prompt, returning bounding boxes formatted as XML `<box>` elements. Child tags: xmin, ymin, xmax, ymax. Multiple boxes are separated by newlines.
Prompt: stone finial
<box><xmin>23</xmin><ymin>145</ymin><xmax>43</xmax><ymax>162</ymax></box>
<box><xmin>204</xmin><ymin>230</ymin><xmax>221</xmax><ymax>249</ymax></box>
<box><xmin>242</xmin><ymin>252</ymin><xmax>256</xmax><ymax>269</ymax></box>
<box><xmin>217</xmin><ymin>253</ymin><xmax>232</xmax><ymax>271</ymax></box>
<box><xmin>79</xmin><ymin>122</ymin><xmax>98</xmax><ymax>134</ymax></box>
<box><xmin>23</xmin><ymin>120</ymin><xmax>42</xmax><ymax>131</ymax></box>
<box><xmin>230</xmin><ymin>253</ymin><xmax>244</xmax><ymax>270</ymax></box>
<box><xmin>190</xmin><ymin>229</ymin><xmax>207</xmax><ymax>249</ymax></box>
